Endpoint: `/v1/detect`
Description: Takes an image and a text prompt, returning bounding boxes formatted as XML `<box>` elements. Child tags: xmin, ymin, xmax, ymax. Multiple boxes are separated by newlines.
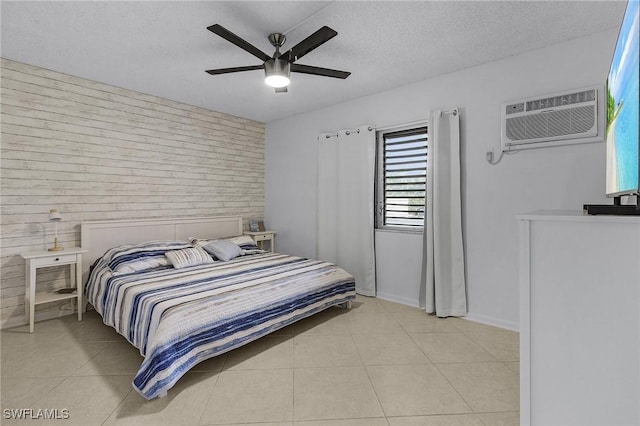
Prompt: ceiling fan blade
<box><xmin>291</xmin><ymin>63</ymin><xmax>350</xmax><ymax>79</ymax></box>
<box><xmin>207</xmin><ymin>24</ymin><xmax>271</xmax><ymax>62</ymax></box>
<box><xmin>281</xmin><ymin>26</ymin><xmax>338</xmax><ymax>63</ymax></box>
<box><xmin>275</xmin><ymin>87</ymin><xmax>288</xmax><ymax>93</ymax></box>
<box><xmin>205</xmin><ymin>65</ymin><xmax>264</xmax><ymax>75</ymax></box>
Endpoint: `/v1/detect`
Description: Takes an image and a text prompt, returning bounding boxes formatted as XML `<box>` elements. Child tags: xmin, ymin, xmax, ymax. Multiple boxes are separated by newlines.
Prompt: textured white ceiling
<box><xmin>0</xmin><ymin>1</ymin><xmax>626</xmax><ymax>123</ymax></box>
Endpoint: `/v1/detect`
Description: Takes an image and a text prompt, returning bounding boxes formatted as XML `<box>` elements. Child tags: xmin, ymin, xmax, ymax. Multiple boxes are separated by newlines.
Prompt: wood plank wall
<box><xmin>0</xmin><ymin>58</ymin><xmax>265</xmax><ymax>328</ymax></box>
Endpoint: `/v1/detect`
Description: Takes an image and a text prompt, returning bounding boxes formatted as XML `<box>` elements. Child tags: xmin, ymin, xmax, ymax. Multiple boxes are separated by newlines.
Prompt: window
<box><xmin>375</xmin><ymin>126</ymin><xmax>428</xmax><ymax>230</ymax></box>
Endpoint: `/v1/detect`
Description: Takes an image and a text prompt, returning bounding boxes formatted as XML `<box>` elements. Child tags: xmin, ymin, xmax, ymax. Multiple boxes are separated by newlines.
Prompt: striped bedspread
<box><xmin>85</xmin><ymin>251</ymin><xmax>356</xmax><ymax>399</ymax></box>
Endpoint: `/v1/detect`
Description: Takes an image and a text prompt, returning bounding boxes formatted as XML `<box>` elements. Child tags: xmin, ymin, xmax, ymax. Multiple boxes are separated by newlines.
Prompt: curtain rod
<box><xmin>322</xmin><ymin>110</ymin><xmax>458</xmax><ymax>139</ymax></box>
<box><xmin>376</xmin><ymin>109</ymin><xmax>458</xmax><ymax>131</ymax></box>
<box><xmin>323</xmin><ymin>126</ymin><xmax>374</xmax><ymax>139</ymax></box>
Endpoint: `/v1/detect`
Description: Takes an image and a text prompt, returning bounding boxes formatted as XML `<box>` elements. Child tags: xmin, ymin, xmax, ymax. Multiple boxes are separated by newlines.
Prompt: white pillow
<box><xmin>224</xmin><ymin>235</ymin><xmax>256</xmax><ymax>246</ymax></box>
<box><xmin>165</xmin><ymin>247</ymin><xmax>214</xmax><ymax>269</ymax></box>
<box><xmin>112</xmin><ymin>256</ymin><xmax>169</xmax><ymax>275</ymax></box>
<box><xmin>202</xmin><ymin>240</ymin><xmax>242</xmax><ymax>261</ymax></box>
<box><xmin>189</xmin><ymin>237</ymin><xmax>211</xmax><ymax>248</ymax></box>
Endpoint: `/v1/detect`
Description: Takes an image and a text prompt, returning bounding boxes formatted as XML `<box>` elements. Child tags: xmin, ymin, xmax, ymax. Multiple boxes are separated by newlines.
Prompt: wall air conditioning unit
<box><xmin>501</xmin><ymin>86</ymin><xmax>605</xmax><ymax>151</ymax></box>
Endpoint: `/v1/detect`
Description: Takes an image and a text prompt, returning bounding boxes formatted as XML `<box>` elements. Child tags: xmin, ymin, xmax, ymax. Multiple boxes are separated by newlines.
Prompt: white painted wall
<box><xmin>374</xmin><ymin>230</ymin><xmax>423</xmax><ymax>307</ymax></box>
<box><xmin>265</xmin><ymin>30</ymin><xmax>617</xmax><ymax>330</ymax></box>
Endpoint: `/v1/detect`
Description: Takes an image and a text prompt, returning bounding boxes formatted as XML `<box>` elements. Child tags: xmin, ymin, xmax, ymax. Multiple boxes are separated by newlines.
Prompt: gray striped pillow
<box><xmin>165</xmin><ymin>247</ymin><xmax>214</xmax><ymax>269</ymax></box>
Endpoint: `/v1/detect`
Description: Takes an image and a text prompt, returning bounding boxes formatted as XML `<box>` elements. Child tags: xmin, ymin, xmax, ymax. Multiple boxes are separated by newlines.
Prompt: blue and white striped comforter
<box><xmin>85</xmin><ymin>252</ymin><xmax>355</xmax><ymax>399</ymax></box>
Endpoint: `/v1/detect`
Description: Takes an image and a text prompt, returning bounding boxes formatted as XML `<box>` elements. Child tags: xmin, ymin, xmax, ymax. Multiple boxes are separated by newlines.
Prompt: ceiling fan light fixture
<box><xmin>264</xmin><ymin>58</ymin><xmax>290</xmax><ymax>88</ymax></box>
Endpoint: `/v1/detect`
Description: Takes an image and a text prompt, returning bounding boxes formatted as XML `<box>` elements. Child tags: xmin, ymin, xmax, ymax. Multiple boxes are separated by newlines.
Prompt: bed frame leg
<box><xmin>342</xmin><ymin>300</ymin><xmax>352</xmax><ymax>309</ymax></box>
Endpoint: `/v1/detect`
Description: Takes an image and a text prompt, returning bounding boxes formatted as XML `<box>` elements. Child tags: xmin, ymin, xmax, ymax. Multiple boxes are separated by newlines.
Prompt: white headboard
<box><xmin>80</xmin><ymin>216</ymin><xmax>243</xmax><ymax>283</ymax></box>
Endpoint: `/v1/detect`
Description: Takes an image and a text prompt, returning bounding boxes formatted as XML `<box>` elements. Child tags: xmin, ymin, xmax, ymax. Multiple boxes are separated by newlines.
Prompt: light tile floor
<box><xmin>0</xmin><ymin>296</ymin><xmax>519</xmax><ymax>425</ymax></box>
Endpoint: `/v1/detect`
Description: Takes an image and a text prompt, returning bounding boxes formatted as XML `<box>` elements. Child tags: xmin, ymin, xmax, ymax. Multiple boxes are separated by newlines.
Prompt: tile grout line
<box><xmin>291</xmin><ymin>364</ymin><xmax>296</xmax><ymax>423</ymax></box>
<box><xmin>349</xmin><ymin>325</ymin><xmax>389</xmax><ymax>419</ymax></box>
<box><xmin>195</xmin><ymin>370</ymin><xmax>222</xmax><ymax>426</ymax></box>
<box><xmin>101</xmin><ymin>386</ymin><xmax>135</xmax><ymax>426</ymax></box>
<box><xmin>430</xmin><ymin>362</ymin><xmax>476</xmax><ymax>416</ymax></box>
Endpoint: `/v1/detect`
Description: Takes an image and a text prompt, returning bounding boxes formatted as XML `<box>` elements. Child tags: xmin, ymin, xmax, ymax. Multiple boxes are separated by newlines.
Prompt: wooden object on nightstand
<box><xmin>20</xmin><ymin>247</ymin><xmax>87</xmax><ymax>333</ymax></box>
<box><xmin>243</xmin><ymin>231</ymin><xmax>276</xmax><ymax>253</ymax></box>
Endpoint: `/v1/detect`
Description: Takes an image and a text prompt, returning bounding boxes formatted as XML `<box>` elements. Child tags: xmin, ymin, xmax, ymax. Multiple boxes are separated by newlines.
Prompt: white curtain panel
<box><xmin>421</xmin><ymin>109</ymin><xmax>467</xmax><ymax>317</ymax></box>
<box><xmin>317</xmin><ymin>125</ymin><xmax>376</xmax><ymax>296</ymax></box>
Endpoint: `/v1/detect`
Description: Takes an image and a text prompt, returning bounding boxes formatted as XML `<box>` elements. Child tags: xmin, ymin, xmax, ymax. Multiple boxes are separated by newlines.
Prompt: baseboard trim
<box><xmin>356</xmin><ymin>288</ymin><xmax>376</xmax><ymax>297</ymax></box>
<box><xmin>464</xmin><ymin>312</ymin><xmax>519</xmax><ymax>332</ymax></box>
<box><xmin>373</xmin><ymin>294</ymin><xmax>519</xmax><ymax>331</ymax></box>
<box><xmin>375</xmin><ymin>292</ymin><xmax>420</xmax><ymax>308</ymax></box>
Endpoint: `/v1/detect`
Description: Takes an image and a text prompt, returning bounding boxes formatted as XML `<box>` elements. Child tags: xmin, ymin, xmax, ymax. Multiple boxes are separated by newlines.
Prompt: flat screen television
<box><xmin>586</xmin><ymin>0</ymin><xmax>640</xmax><ymax>215</ymax></box>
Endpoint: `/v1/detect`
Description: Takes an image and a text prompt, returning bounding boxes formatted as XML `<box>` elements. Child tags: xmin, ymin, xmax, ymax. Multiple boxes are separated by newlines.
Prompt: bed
<box><xmin>81</xmin><ymin>216</ymin><xmax>355</xmax><ymax>400</ymax></box>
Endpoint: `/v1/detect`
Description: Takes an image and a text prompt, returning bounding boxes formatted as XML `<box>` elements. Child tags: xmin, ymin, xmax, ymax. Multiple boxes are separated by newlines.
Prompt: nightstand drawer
<box><xmin>34</xmin><ymin>253</ymin><xmax>78</xmax><ymax>267</ymax></box>
<box><xmin>253</xmin><ymin>234</ymin><xmax>271</xmax><ymax>242</ymax></box>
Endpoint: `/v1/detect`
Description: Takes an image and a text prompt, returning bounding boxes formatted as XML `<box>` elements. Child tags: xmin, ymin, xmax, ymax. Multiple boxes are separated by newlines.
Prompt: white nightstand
<box><xmin>20</xmin><ymin>247</ymin><xmax>87</xmax><ymax>333</ymax></box>
<box><xmin>243</xmin><ymin>231</ymin><xmax>276</xmax><ymax>253</ymax></box>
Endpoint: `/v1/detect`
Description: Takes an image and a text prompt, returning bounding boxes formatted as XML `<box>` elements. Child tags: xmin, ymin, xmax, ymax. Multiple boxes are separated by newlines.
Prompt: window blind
<box><xmin>378</xmin><ymin>127</ymin><xmax>428</xmax><ymax>228</ymax></box>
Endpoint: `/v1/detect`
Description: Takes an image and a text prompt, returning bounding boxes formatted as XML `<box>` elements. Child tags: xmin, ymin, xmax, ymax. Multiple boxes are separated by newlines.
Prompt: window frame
<box><xmin>375</xmin><ymin>123</ymin><xmax>428</xmax><ymax>233</ymax></box>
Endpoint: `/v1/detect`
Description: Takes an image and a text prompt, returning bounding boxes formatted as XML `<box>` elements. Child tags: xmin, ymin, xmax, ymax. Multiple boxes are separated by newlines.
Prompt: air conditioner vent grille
<box><xmin>505</xmin><ymin>105</ymin><xmax>596</xmax><ymax>142</ymax></box>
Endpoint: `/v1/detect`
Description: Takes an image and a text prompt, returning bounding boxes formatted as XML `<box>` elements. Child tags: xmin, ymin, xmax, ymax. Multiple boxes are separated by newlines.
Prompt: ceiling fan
<box><xmin>205</xmin><ymin>24</ymin><xmax>350</xmax><ymax>93</ymax></box>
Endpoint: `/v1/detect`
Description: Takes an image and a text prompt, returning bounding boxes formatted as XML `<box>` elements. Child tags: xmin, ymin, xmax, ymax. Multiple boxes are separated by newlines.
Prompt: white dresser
<box><xmin>519</xmin><ymin>211</ymin><xmax>640</xmax><ymax>425</ymax></box>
